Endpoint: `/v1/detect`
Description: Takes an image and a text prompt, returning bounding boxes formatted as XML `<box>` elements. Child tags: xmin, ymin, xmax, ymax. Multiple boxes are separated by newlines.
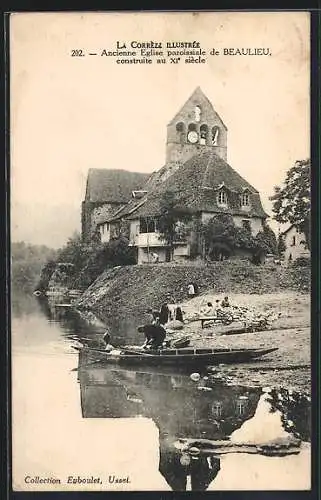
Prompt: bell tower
<box><xmin>166</xmin><ymin>87</ymin><xmax>228</xmax><ymax>165</ymax></box>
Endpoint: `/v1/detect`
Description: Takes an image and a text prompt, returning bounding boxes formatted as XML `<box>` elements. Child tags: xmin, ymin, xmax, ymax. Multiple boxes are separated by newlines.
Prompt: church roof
<box><xmin>84</xmin><ymin>168</ymin><xmax>150</xmax><ymax>204</ymax></box>
<box><xmin>114</xmin><ymin>151</ymin><xmax>267</xmax><ymax>220</ymax></box>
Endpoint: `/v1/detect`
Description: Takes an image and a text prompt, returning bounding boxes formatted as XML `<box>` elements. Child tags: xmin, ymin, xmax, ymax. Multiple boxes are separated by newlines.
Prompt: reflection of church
<box><xmin>77</xmin><ymin>360</ymin><xmax>262</xmax><ymax>491</ymax></box>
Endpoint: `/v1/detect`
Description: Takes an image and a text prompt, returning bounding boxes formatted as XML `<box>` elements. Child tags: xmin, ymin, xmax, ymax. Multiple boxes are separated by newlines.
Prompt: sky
<box><xmin>10</xmin><ymin>11</ymin><xmax>310</xmax><ymax>248</ymax></box>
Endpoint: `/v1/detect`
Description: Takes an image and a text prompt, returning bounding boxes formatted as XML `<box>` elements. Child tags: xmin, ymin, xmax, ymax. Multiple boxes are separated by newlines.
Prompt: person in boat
<box><xmin>138</xmin><ymin>323</ymin><xmax>166</xmax><ymax>350</ymax></box>
<box><xmin>221</xmin><ymin>296</ymin><xmax>230</xmax><ymax>308</ymax></box>
<box><xmin>103</xmin><ymin>330</ymin><xmax>114</xmax><ymax>352</ymax></box>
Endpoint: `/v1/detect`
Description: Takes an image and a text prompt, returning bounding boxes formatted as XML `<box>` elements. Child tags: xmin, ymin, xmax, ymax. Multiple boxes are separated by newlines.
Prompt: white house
<box><xmin>281</xmin><ymin>225</ymin><xmax>310</xmax><ymax>262</ymax></box>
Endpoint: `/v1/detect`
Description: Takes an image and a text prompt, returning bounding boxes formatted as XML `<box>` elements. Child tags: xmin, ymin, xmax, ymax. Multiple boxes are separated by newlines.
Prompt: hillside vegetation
<box><xmin>77</xmin><ymin>261</ymin><xmax>310</xmax><ymax>323</ymax></box>
<box><xmin>11</xmin><ymin>242</ymin><xmax>56</xmax><ymax>294</ymax></box>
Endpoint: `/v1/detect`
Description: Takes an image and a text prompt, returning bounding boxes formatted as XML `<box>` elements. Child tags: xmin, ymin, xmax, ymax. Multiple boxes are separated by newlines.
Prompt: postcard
<box><xmin>10</xmin><ymin>11</ymin><xmax>311</xmax><ymax>492</ymax></box>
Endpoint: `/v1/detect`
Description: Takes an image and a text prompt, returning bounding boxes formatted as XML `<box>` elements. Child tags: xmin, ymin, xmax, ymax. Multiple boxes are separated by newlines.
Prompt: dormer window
<box><xmin>132</xmin><ymin>190</ymin><xmax>148</xmax><ymax>199</ymax></box>
<box><xmin>211</xmin><ymin>401</ymin><xmax>222</xmax><ymax>418</ymax></box>
<box><xmin>194</xmin><ymin>105</ymin><xmax>201</xmax><ymax>122</ymax></box>
<box><xmin>241</xmin><ymin>193</ymin><xmax>250</xmax><ymax>206</ymax></box>
<box><xmin>236</xmin><ymin>396</ymin><xmax>249</xmax><ymax>416</ymax></box>
<box><xmin>217</xmin><ymin>190</ymin><xmax>227</xmax><ymax>206</ymax></box>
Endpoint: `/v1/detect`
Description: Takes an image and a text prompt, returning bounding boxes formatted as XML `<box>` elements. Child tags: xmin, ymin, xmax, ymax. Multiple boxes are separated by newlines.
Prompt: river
<box><xmin>11</xmin><ymin>293</ymin><xmax>311</xmax><ymax>491</ymax></box>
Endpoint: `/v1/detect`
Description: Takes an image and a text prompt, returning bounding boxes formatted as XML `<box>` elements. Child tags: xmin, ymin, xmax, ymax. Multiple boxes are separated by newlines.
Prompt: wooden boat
<box><xmin>75</xmin><ymin>345</ymin><xmax>278</xmax><ymax>367</ymax></box>
<box><xmin>67</xmin><ymin>289</ymin><xmax>83</xmax><ymax>298</ymax></box>
<box><xmin>45</xmin><ymin>287</ymin><xmax>69</xmax><ymax>297</ymax></box>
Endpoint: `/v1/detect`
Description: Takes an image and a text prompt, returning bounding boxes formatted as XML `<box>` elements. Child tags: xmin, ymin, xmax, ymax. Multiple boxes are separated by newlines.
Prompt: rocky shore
<box><xmin>173</xmin><ymin>292</ymin><xmax>310</xmax><ymax>394</ymax></box>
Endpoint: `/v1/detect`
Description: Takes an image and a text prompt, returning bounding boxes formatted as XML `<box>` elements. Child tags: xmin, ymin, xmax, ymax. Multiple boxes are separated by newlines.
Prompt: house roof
<box><xmin>280</xmin><ymin>224</ymin><xmax>303</xmax><ymax>236</ymax></box>
<box><xmin>119</xmin><ymin>150</ymin><xmax>268</xmax><ymax>220</ymax></box>
<box><xmin>84</xmin><ymin>168</ymin><xmax>150</xmax><ymax>204</ymax></box>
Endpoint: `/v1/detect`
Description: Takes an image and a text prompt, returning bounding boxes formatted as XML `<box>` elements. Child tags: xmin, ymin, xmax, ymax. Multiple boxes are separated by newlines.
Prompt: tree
<box><xmin>36</xmin><ymin>260</ymin><xmax>57</xmax><ymax>291</ymax></box>
<box><xmin>157</xmin><ymin>191</ymin><xmax>192</xmax><ymax>260</ymax></box>
<box><xmin>277</xmin><ymin>234</ymin><xmax>286</xmax><ymax>257</ymax></box>
<box><xmin>12</xmin><ymin>242</ymin><xmax>57</xmax><ymax>294</ymax></box>
<box><xmin>56</xmin><ymin>232</ymin><xmax>94</xmax><ymax>270</ymax></box>
<box><xmin>270</xmin><ymin>159</ymin><xmax>310</xmax><ymax>249</ymax></box>
<box><xmin>201</xmin><ymin>214</ymin><xmax>277</xmax><ymax>263</ymax></box>
<box><xmin>201</xmin><ymin>214</ymin><xmax>241</xmax><ymax>260</ymax></box>
<box><xmin>254</xmin><ymin>224</ymin><xmax>278</xmax><ymax>255</ymax></box>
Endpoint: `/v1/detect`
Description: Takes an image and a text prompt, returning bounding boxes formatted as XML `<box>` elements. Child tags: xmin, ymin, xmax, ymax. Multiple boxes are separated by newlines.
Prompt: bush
<box><xmin>12</xmin><ymin>242</ymin><xmax>57</xmax><ymax>294</ymax></box>
<box><xmin>38</xmin><ymin>233</ymin><xmax>136</xmax><ymax>291</ymax></box>
<box><xmin>201</xmin><ymin>214</ymin><xmax>277</xmax><ymax>262</ymax></box>
<box><xmin>292</xmin><ymin>257</ymin><xmax>311</xmax><ymax>267</ymax></box>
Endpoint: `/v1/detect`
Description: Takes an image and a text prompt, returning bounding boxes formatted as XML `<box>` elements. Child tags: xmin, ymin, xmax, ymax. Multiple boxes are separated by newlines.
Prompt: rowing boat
<box><xmin>75</xmin><ymin>345</ymin><xmax>278</xmax><ymax>367</ymax></box>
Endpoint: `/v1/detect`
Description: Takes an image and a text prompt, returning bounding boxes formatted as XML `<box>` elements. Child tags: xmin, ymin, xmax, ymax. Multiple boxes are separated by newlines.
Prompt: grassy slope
<box><xmin>77</xmin><ymin>261</ymin><xmax>310</xmax><ymax>323</ymax></box>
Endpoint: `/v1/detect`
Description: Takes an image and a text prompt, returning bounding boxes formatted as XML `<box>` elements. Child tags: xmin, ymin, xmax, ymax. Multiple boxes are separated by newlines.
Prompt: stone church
<box><xmin>82</xmin><ymin>87</ymin><xmax>268</xmax><ymax>263</ymax></box>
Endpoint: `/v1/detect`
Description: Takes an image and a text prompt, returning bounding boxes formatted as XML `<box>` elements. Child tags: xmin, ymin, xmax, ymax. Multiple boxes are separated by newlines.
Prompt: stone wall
<box><xmin>166</xmin><ymin>91</ymin><xmax>227</xmax><ymax>164</ymax></box>
<box><xmin>82</xmin><ymin>201</ymin><xmax>124</xmax><ymax>242</ymax></box>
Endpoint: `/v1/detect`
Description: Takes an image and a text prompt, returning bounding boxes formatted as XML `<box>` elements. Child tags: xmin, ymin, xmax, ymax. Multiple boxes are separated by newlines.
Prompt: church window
<box><xmin>241</xmin><ymin>193</ymin><xmax>250</xmax><ymax>206</ymax></box>
<box><xmin>291</xmin><ymin>235</ymin><xmax>296</xmax><ymax>246</ymax></box>
<box><xmin>212</xmin><ymin>126</ymin><xmax>220</xmax><ymax>146</ymax></box>
<box><xmin>194</xmin><ymin>105</ymin><xmax>201</xmax><ymax>122</ymax></box>
<box><xmin>217</xmin><ymin>190</ymin><xmax>227</xmax><ymax>205</ymax></box>
<box><xmin>176</xmin><ymin>122</ymin><xmax>185</xmax><ymax>133</ymax></box>
<box><xmin>188</xmin><ymin>123</ymin><xmax>197</xmax><ymax>132</ymax></box>
<box><xmin>200</xmin><ymin>124</ymin><xmax>208</xmax><ymax>145</ymax></box>
<box><xmin>176</xmin><ymin>122</ymin><xmax>185</xmax><ymax>144</ymax></box>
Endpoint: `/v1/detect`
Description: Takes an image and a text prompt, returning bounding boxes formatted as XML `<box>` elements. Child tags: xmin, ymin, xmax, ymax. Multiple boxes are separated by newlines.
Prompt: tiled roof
<box><xmin>119</xmin><ymin>151</ymin><xmax>267</xmax><ymax>220</ymax></box>
<box><xmin>85</xmin><ymin>168</ymin><xmax>150</xmax><ymax>203</ymax></box>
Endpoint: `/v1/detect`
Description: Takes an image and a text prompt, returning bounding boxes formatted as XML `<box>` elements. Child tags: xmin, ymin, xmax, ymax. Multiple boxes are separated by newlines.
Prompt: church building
<box><xmin>83</xmin><ymin>87</ymin><xmax>268</xmax><ymax>263</ymax></box>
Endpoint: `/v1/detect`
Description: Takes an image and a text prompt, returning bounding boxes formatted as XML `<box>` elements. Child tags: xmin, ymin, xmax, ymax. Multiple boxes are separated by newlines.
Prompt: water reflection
<box><xmin>11</xmin><ymin>291</ymin><xmax>43</xmax><ymax>318</ymax></box>
<box><xmin>12</xmin><ymin>295</ymin><xmax>311</xmax><ymax>491</ymax></box>
<box><xmin>77</xmin><ymin>356</ymin><xmax>310</xmax><ymax>491</ymax></box>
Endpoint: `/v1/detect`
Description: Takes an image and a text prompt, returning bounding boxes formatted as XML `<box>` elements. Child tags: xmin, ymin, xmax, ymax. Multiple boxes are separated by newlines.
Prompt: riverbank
<box><xmin>77</xmin><ymin>261</ymin><xmax>310</xmax><ymax>322</ymax></box>
<box><xmin>178</xmin><ymin>292</ymin><xmax>310</xmax><ymax>394</ymax></box>
<box><xmin>77</xmin><ymin>263</ymin><xmax>310</xmax><ymax>394</ymax></box>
